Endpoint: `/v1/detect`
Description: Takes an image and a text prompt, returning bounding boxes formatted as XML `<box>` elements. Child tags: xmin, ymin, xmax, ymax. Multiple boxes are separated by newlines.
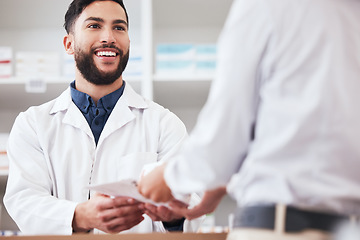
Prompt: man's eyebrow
<box><xmin>113</xmin><ymin>19</ymin><xmax>128</xmax><ymax>27</ymax></box>
<box><xmin>84</xmin><ymin>17</ymin><xmax>128</xmax><ymax>28</ymax></box>
<box><xmin>84</xmin><ymin>17</ymin><xmax>104</xmax><ymax>23</ymax></box>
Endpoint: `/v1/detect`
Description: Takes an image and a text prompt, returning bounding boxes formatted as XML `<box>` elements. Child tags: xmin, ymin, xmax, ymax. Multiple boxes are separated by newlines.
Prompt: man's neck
<box><xmin>75</xmin><ymin>72</ymin><xmax>124</xmax><ymax>105</ymax></box>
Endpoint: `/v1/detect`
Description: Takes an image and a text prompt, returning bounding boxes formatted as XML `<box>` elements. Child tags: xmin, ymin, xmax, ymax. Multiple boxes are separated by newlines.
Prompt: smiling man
<box><xmin>3</xmin><ymin>0</ymin><xmax>202</xmax><ymax>235</ymax></box>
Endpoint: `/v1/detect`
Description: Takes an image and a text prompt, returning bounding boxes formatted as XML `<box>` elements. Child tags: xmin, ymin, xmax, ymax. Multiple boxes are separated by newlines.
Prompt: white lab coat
<box><xmin>4</xmin><ymin>83</ymin><xmax>202</xmax><ymax>235</ymax></box>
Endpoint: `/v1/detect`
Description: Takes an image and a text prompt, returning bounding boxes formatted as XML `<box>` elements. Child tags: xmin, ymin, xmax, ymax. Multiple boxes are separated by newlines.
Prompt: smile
<box><xmin>95</xmin><ymin>51</ymin><xmax>117</xmax><ymax>57</ymax></box>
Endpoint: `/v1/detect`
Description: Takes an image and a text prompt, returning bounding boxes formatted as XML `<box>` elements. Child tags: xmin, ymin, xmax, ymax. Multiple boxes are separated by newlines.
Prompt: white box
<box><xmin>195</xmin><ymin>45</ymin><xmax>217</xmax><ymax>75</ymax></box>
<box><xmin>63</xmin><ymin>53</ymin><xmax>75</xmax><ymax>78</ymax></box>
<box><xmin>0</xmin><ymin>133</ymin><xmax>9</xmax><ymax>171</ymax></box>
<box><xmin>0</xmin><ymin>132</ymin><xmax>9</xmax><ymax>152</ymax></box>
<box><xmin>123</xmin><ymin>45</ymin><xmax>143</xmax><ymax>78</ymax></box>
<box><xmin>16</xmin><ymin>52</ymin><xmax>60</xmax><ymax>78</ymax></box>
<box><xmin>156</xmin><ymin>44</ymin><xmax>195</xmax><ymax>76</ymax></box>
<box><xmin>0</xmin><ymin>46</ymin><xmax>13</xmax><ymax>78</ymax></box>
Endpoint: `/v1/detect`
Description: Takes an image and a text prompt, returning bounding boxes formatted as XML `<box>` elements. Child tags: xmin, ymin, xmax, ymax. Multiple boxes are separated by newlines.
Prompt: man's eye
<box><xmin>114</xmin><ymin>26</ymin><xmax>125</xmax><ymax>31</ymax></box>
<box><xmin>89</xmin><ymin>24</ymin><xmax>100</xmax><ymax>29</ymax></box>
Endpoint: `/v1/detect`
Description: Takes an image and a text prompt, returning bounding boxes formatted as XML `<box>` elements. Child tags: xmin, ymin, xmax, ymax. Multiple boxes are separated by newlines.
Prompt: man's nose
<box><xmin>100</xmin><ymin>28</ymin><xmax>116</xmax><ymax>44</ymax></box>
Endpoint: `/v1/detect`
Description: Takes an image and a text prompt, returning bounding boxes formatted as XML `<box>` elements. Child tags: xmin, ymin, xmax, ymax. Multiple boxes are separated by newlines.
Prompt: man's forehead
<box><xmin>77</xmin><ymin>1</ymin><xmax>127</xmax><ymax>24</ymax></box>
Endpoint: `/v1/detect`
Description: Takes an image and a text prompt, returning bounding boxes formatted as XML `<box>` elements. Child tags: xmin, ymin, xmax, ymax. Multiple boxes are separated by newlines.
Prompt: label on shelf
<box><xmin>25</xmin><ymin>78</ymin><xmax>47</xmax><ymax>93</ymax></box>
<box><xmin>0</xmin><ymin>46</ymin><xmax>13</xmax><ymax>79</ymax></box>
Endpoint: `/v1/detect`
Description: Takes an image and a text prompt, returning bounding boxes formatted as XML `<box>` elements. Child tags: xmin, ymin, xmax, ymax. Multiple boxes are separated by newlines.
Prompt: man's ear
<box><xmin>63</xmin><ymin>34</ymin><xmax>75</xmax><ymax>55</ymax></box>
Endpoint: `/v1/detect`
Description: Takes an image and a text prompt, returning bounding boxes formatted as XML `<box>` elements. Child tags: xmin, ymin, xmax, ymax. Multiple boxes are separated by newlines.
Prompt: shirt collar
<box><xmin>70</xmin><ymin>80</ymin><xmax>126</xmax><ymax>113</ymax></box>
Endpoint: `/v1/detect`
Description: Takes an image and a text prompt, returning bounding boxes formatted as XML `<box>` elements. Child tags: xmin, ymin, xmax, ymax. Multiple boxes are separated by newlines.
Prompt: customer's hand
<box><xmin>72</xmin><ymin>193</ymin><xmax>145</xmax><ymax>233</ymax></box>
<box><xmin>138</xmin><ymin>163</ymin><xmax>174</xmax><ymax>203</ymax></box>
<box><xmin>169</xmin><ymin>187</ymin><xmax>227</xmax><ymax>220</ymax></box>
<box><xmin>143</xmin><ymin>203</ymin><xmax>186</xmax><ymax>222</ymax></box>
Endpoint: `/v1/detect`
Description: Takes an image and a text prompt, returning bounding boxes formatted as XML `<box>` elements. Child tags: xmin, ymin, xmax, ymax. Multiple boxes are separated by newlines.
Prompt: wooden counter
<box><xmin>3</xmin><ymin>232</ymin><xmax>228</xmax><ymax>240</ymax></box>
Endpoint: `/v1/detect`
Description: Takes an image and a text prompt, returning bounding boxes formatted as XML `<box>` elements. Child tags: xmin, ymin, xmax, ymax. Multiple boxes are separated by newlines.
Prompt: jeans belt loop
<box><xmin>275</xmin><ymin>204</ymin><xmax>286</xmax><ymax>234</ymax></box>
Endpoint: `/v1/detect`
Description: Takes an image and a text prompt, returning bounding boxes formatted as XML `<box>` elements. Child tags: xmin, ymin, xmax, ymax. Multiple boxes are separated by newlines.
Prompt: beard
<box><xmin>74</xmin><ymin>44</ymin><xmax>129</xmax><ymax>85</ymax></box>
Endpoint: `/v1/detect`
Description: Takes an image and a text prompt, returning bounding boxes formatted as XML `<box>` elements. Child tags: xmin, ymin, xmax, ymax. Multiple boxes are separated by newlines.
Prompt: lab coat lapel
<box><xmin>98</xmin><ymin>83</ymin><xmax>148</xmax><ymax>144</ymax></box>
<box><xmin>50</xmin><ymin>87</ymin><xmax>94</xmax><ymax>139</ymax></box>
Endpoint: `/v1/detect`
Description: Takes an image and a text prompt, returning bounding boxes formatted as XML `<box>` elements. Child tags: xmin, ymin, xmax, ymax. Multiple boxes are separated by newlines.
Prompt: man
<box><xmin>4</xmin><ymin>0</ymin><xmax>201</xmax><ymax>235</ymax></box>
<box><xmin>138</xmin><ymin>0</ymin><xmax>360</xmax><ymax>239</ymax></box>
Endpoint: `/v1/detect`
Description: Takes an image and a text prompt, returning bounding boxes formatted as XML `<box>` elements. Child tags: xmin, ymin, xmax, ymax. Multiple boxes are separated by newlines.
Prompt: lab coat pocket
<box><xmin>117</xmin><ymin>152</ymin><xmax>158</xmax><ymax>181</ymax></box>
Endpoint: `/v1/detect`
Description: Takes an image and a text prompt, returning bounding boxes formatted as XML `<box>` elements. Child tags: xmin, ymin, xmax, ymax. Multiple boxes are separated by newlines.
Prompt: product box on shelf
<box><xmin>156</xmin><ymin>44</ymin><xmax>217</xmax><ymax>78</ymax></box>
<box><xmin>16</xmin><ymin>52</ymin><xmax>60</xmax><ymax>79</ymax></box>
<box><xmin>0</xmin><ymin>133</ymin><xmax>9</xmax><ymax>174</ymax></box>
<box><xmin>123</xmin><ymin>44</ymin><xmax>143</xmax><ymax>78</ymax></box>
<box><xmin>63</xmin><ymin>53</ymin><xmax>75</xmax><ymax>79</ymax></box>
<box><xmin>0</xmin><ymin>46</ymin><xmax>13</xmax><ymax>79</ymax></box>
<box><xmin>156</xmin><ymin>44</ymin><xmax>196</xmax><ymax>77</ymax></box>
<box><xmin>195</xmin><ymin>45</ymin><xmax>217</xmax><ymax>76</ymax></box>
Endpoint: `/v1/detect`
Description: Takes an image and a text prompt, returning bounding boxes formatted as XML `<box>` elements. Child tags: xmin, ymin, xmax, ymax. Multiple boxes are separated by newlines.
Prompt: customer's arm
<box><xmin>147</xmin><ymin>109</ymin><xmax>204</xmax><ymax>232</ymax></box>
<box><xmin>170</xmin><ymin>187</ymin><xmax>227</xmax><ymax>220</ymax></box>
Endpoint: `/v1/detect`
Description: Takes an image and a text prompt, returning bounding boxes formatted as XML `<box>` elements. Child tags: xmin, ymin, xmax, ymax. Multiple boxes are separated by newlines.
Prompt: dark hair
<box><xmin>64</xmin><ymin>0</ymin><xmax>129</xmax><ymax>34</ymax></box>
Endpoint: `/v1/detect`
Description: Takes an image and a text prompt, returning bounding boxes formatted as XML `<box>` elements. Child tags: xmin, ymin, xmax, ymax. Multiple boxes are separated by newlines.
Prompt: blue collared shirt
<box><xmin>70</xmin><ymin>80</ymin><xmax>125</xmax><ymax>145</ymax></box>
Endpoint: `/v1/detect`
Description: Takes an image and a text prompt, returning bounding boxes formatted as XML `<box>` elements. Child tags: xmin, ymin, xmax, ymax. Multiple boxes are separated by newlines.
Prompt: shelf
<box><xmin>0</xmin><ymin>77</ymin><xmax>73</xmax><ymax>85</ymax></box>
<box><xmin>153</xmin><ymin>74</ymin><xmax>213</xmax><ymax>109</ymax></box>
<box><xmin>0</xmin><ymin>82</ymin><xmax>69</xmax><ymax>111</ymax></box>
<box><xmin>153</xmin><ymin>79</ymin><xmax>211</xmax><ymax>108</ymax></box>
<box><xmin>0</xmin><ymin>169</ymin><xmax>8</xmax><ymax>177</ymax></box>
<box><xmin>0</xmin><ymin>77</ymin><xmax>142</xmax><ymax>110</ymax></box>
<box><xmin>0</xmin><ymin>76</ymin><xmax>142</xmax><ymax>85</ymax></box>
<box><xmin>154</xmin><ymin>74</ymin><xmax>214</xmax><ymax>82</ymax></box>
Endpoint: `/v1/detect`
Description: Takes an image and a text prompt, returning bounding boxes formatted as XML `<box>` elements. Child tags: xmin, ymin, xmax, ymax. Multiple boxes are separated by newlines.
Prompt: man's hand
<box><xmin>169</xmin><ymin>187</ymin><xmax>227</xmax><ymax>220</ymax></box>
<box><xmin>72</xmin><ymin>193</ymin><xmax>145</xmax><ymax>233</ymax></box>
<box><xmin>138</xmin><ymin>163</ymin><xmax>173</xmax><ymax>203</ymax></box>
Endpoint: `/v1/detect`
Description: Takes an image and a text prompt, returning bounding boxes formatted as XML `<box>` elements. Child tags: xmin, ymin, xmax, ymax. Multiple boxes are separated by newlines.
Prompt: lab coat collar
<box><xmin>49</xmin><ymin>82</ymin><xmax>148</xmax><ymax>114</ymax></box>
<box><xmin>97</xmin><ymin>83</ymin><xmax>149</xmax><ymax>145</ymax></box>
<box><xmin>49</xmin><ymin>82</ymin><xmax>149</xmax><ymax>144</ymax></box>
<box><xmin>121</xmin><ymin>82</ymin><xmax>149</xmax><ymax>110</ymax></box>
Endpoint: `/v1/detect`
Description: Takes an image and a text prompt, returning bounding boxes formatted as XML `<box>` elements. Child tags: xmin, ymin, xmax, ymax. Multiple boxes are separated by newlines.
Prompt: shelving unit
<box><xmin>0</xmin><ymin>0</ymin><xmax>236</xmax><ymax>231</ymax></box>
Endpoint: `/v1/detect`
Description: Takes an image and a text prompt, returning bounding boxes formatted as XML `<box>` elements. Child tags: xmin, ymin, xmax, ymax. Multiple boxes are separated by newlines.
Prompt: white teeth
<box><xmin>96</xmin><ymin>51</ymin><xmax>116</xmax><ymax>57</ymax></box>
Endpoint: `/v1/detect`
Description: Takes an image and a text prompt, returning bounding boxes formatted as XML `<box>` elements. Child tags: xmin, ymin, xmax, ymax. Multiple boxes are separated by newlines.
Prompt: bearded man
<box><xmin>3</xmin><ymin>0</ymin><xmax>202</xmax><ymax>235</ymax></box>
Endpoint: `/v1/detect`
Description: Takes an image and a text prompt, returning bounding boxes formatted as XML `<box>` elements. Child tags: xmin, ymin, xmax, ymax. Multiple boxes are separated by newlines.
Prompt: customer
<box><xmin>4</xmin><ymin>0</ymin><xmax>202</xmax><ymax>235</ymax></box>
<box><xmin>138</xmin><ymin>0</ymin><xmax>360</xmax><ymax>239</ymax></box>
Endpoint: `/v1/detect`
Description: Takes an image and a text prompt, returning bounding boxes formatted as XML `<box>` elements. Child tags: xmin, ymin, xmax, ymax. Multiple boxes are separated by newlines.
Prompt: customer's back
<box><xmin>227</xmin><ymin>0</ymin><xmax>360</xmax><ymax>216</ymax></box>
